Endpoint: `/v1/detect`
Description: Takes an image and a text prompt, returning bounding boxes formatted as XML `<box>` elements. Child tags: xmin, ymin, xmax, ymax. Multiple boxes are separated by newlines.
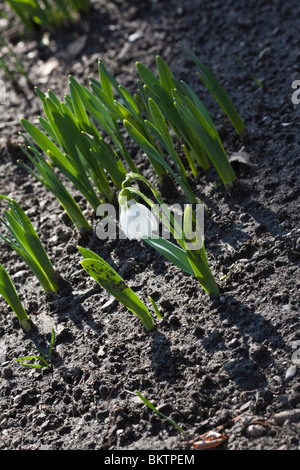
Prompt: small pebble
<box><xmin>285</xmin><ymin>364</ymin><xmax>297</xmax><ymax>381</ymax></box>
<box><xmin>245</xmin><ymin>424</ymin><xmax>266</xmax><ymax>438</ymax></box>
<box><xmin>97</xmin><ymin>347</ymin><xmax>106</xmax><ymax>357</ymax></box>
<box><xmin>228</xmin><ymin>338</ymin><xmax>240</xmax><ymax>349</ymax></box>
<box><xmin>101</xmin><ymin>297</ymin><xmax>117</xmax><ymax>311</ymax></box>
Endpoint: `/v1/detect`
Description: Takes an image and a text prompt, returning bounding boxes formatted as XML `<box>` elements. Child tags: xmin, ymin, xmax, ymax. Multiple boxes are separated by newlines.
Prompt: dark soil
<box><xmin>0</xmin><ymin>0</ymin><xmax>299</xmax><ymax>453</ymax></box>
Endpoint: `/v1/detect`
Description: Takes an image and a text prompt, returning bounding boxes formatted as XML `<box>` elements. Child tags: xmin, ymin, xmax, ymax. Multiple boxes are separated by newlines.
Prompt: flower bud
<box><xmin>119</xmin><ymin>197</ymin><xmax>158</xmax><ymax>241</ymax></box>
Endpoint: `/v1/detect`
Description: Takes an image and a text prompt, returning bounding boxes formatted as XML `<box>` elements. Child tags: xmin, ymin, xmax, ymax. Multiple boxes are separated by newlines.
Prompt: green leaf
<box><xmin>21</xmin><ymin>115</ymin><xmax>102</xmax><ymax>210</ymax></box>
<box><xmin>147</xmin><ymin>97</ymin><xmax>187</xmax><ymax>178</ymax></box>
<box><xmin>124</xmin><ymin>120</ymin><xmax>195</xmax><ymax>202</ymax></box>
<box><xmin>70</xmin><ymin>76</ymin><xmax>138</xmax><ymax>173</ymax></box>
<box><xmin>79</xmin><ymin>248</ymin><xmax>155</xmax><ymax>331</ymax></box>
<box><xmin>135</xmin><ymin>390</ymin><xmax>184</xmax><ymax>434</ymax></box>
<box><xmin>0</xmin><ymin>196</ymin><xmax>60</xmax><ymax>293</ymax></box>
<box><xmin>14</xmin><ymin>356</ymin><xmax>47</xmax><ymax>368</ymax></box>
<box><xmin>178</xmin><ymin>80</ymin><xmax>223</xmax><ymax>143</ymax></box>
<box><xmin>173</xmin><ymin>90</ymin><xmax>236</xmax><ymax>186</ymax></box>
<box><xmin>18</xmin><ymin>144</ymin><xmax>92</xmax><ymax>233</ymax></box>
<box><xmin>136</xmin><ymin>61</ymin><xmax>182</xmax><ymax>131</ymax></box>
<box><xmin>136</xmin><ymin>61</ymin><xmax>209</xmax><ymax>170</ymax></box>
<box><xmin>90</xmin><ymin>78</ymin><xmax>123</xmax><ymax>121</ymax></box>
<box><xmin>149</xmin><ymin>296</ymin><xmax>162</xmax><ymax>321</ymax></box>
<box><xmin>156</xmin><ymin>55</ymin><xmax>177</xmax><ymax>94</ymax></box>
<box><xmin>183</xmin><ymin>205</ymin><xmax>219</xmax><ymax>295</ymax></box>
<box><xmin>38</xmin><ymin>116</ymin><xmax>61</xmax><ymax>146</ymax></box>
<box><xmin>143</xmin><ymin>236</ymin><xmax>194</xmax><ymax>276</ymax></box>
<box><xmin>124</xmin><ymin>119</ymin><xmax>167</xmax><ymax>180</ymax></box>
<box><xmin>48</xmin><ymin>328</ymin><xmax>55</xmax><ymax>357</ymax></box>
<box><xmin>68</xmin><ymin>84</ymin><xmax>89</xmax><ymax>127</ymax></box>
<box><xmin>0</xmin><ymin>263</ymin><xmax>31</xmax><ymax>332</ymax></box>
<box><xmin>20</xmin><ymin>118</ymin><xmax>65</xmax><ymax>162</ymax></box>
<box><xmin>84</xmin><ymin>133</ymin><xmax>126</xmax><ymax>190</ymax></box>
<box><xmin>182</xmin><ymin>45</ymin><xmax>246</xmax><ymax>135</ymax></box>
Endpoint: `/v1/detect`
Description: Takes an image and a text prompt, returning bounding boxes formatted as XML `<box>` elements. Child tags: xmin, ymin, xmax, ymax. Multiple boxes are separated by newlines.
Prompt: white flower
<box><xmin>119</xmin><ymin>197</ymin><xmax>158</xmax><ymax>241</ymax></box>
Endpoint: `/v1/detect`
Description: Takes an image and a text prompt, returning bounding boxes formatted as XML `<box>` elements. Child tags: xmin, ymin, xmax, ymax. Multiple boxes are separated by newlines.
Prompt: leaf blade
<box><xmin>79</xmin><ymin>252</ymin><xmax>154</xmax><ymax>331</ymax></box>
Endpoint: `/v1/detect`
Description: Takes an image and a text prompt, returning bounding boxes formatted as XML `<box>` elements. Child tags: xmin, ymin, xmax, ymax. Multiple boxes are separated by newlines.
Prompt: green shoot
<box><xmin>69</xmin><ymin>75</ymin><xmax>138</xmax><ymax>174</ymax></box>
<box><xmin>78</xmin><ymin>246</ymin><xmax>155</xmax><ymax>331</ymax></box>
<box><xmin>120</xmin><ymin>174</ymin><xmax>220</xmax><ymax>295</ymax></box>
<box><xmin>149</xmin><ymin>296</ymin><xmax>162</xmax><ymax>321</ymax></box>
<box><xmin>182</xmin><ymin>45</ymin><xmax>246</xmax><ymax>135</ymax></box>
<box><xmin>135</xmin><ymin>390</ymin><xmax>184</xmax><ymax>434</ymax></box>
<box><xmin>232</xmin><ymin>54</ymin><xmax>263</xmax><ymax>89</ymax></box>
<box><xmin>95</xmin><ymin>59</ymin><xmax>166</xmax><ymax>179</ymax></box>
<box><xmin>14</xmin><ymin>328</ymin><xmax>55</xmax><ymax>368</ymax></box>
<box><xmin>0</xmin><ymin>194</ymin><xmax>60</xmax><ymax>293</ymax></box>
<box><xmin>172</xmin><ymin>87</ymin><xmax>236</xmax><ymax>186</ymax></box>
<box><xmin>136</xmin><ymin>55</ymin><xmax>237</xmax><ymax>186</ymax></box>
<box><xmin>21</xmin><ymin>79</ymin><xmax>137</xmax><ymax>204</ymax></box>
<box><xmin>4</xmin><ymin>0</ymin><xmax>91</xmax><ymax>32</ymax></box>
<box><xmin>21</xmin><ymin>86</ymin><xmax>115</xmax><ymax>206</ymax></box>
<box><xmin>135</xmin><ymin>58</ymin><xmax>210</xmax><ymax>172</ymax></box>
<box><xmin>123</xmin><ymin>118</ymin><xmax>197</xmax><ymax>203</ymax></box>
<box><xmin>18</xmin><ymin>140</ymin><xmax>93</xmax><ymax>234</ymax></box>
<box><xmin>0</xmin><ymin>264</ymin><xmax>31</xmax><ymax>333</ymax></box>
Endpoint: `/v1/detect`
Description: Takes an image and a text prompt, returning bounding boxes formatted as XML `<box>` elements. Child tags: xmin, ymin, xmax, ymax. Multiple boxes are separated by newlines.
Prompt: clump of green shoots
<box><xmin>20</xmin><ymin>79</ymin><xmax>131</xmax><ymax>209</ymax></box>
<box><xmin>21</xmin><ymin>85</ymin><xmax>118</xmax><ymax>206</ymax></box>
<box><xmin>4</xmin><ymin>0</ymin><xmax>91</xmax><ymax>32</ymax></box>
<box><xmin>18</xmin><ymin>139</ymin><xmax>93</xmax><ymax>234</ymax></box>
<box><xmin>0</xmin><ymin>194</ymin><xmax>60</xmax><ymax>293</ymax></box>
<box><xmin>19</xmin><ymin>48</ymin><xmax>244</xmax><ymax>235</ymax></box>
<box><xmin>85</xmin><ymin>52</ymin><xmax>240</xmax><ymax>189</ymax></box>
<box><xmin>0</xmin><ymin>264</ymin><xmax>31</xmax><ymax>333</ymax></box>
<box><xmin>119</xmin><ymin>173</ymin><xmax>220</xmax><ymax>296</ymax></box>
<box><xmin>71</xmin><ymin>59</ymin><xmax>195</xmax><ymax>201</ymax></box>
<box><xmin>69</xmin><ymin>72</ymin><xmax>140</xmax><ymax>175</ymax></box>
<box><xmin>135</xmin><ymin>53</ymin><xmax>238</xmax><ymax>186</ymax></box>
<box><xmin>14</xmin><ymin>328</ymin><xmax>55</xmax><ymax>368</ymax></box>
<box><xmin>78</xmin><ymin>246</ymin><xmax>160</xmax><ymax>331</ymax></box>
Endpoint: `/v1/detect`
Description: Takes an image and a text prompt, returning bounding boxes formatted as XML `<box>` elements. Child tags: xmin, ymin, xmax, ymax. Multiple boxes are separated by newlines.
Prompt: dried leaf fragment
<box><xmin>193</xmin><ymin>430</ymin><xmax>227</xmax><ymax>450</ymax></box>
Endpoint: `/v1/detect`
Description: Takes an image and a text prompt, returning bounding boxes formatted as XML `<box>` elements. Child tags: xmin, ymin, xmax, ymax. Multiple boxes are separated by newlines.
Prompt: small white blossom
<box><xmin>119</xmin><ymin>197</ymin><xmax>158</xmax><ymax>241</ymax></box>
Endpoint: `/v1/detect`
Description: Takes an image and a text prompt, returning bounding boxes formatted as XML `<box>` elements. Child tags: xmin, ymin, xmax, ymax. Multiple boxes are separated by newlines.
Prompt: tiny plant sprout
<box><xmin>0</xmin><ymin>264</ymin><xmax>31</xmax><ymax>333</ymax></box>
<box><xmin>135</xmin><ymin>390</ymin><xmax>184</xmax><ymax>434</ymax></box>
<box><xmin>78</xmin><ymin>247</ymin><xmax>158</xmax><ymax>331</ymax></box>
<box><xmin>0</xmin><ymin>194</ymin><xmax>60</xmax><ymax>293</ymax></box>
<box><xmin>14</xmin><ymin>328</ymin><xmax>55</xmax><ymax>368</ymax></box>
